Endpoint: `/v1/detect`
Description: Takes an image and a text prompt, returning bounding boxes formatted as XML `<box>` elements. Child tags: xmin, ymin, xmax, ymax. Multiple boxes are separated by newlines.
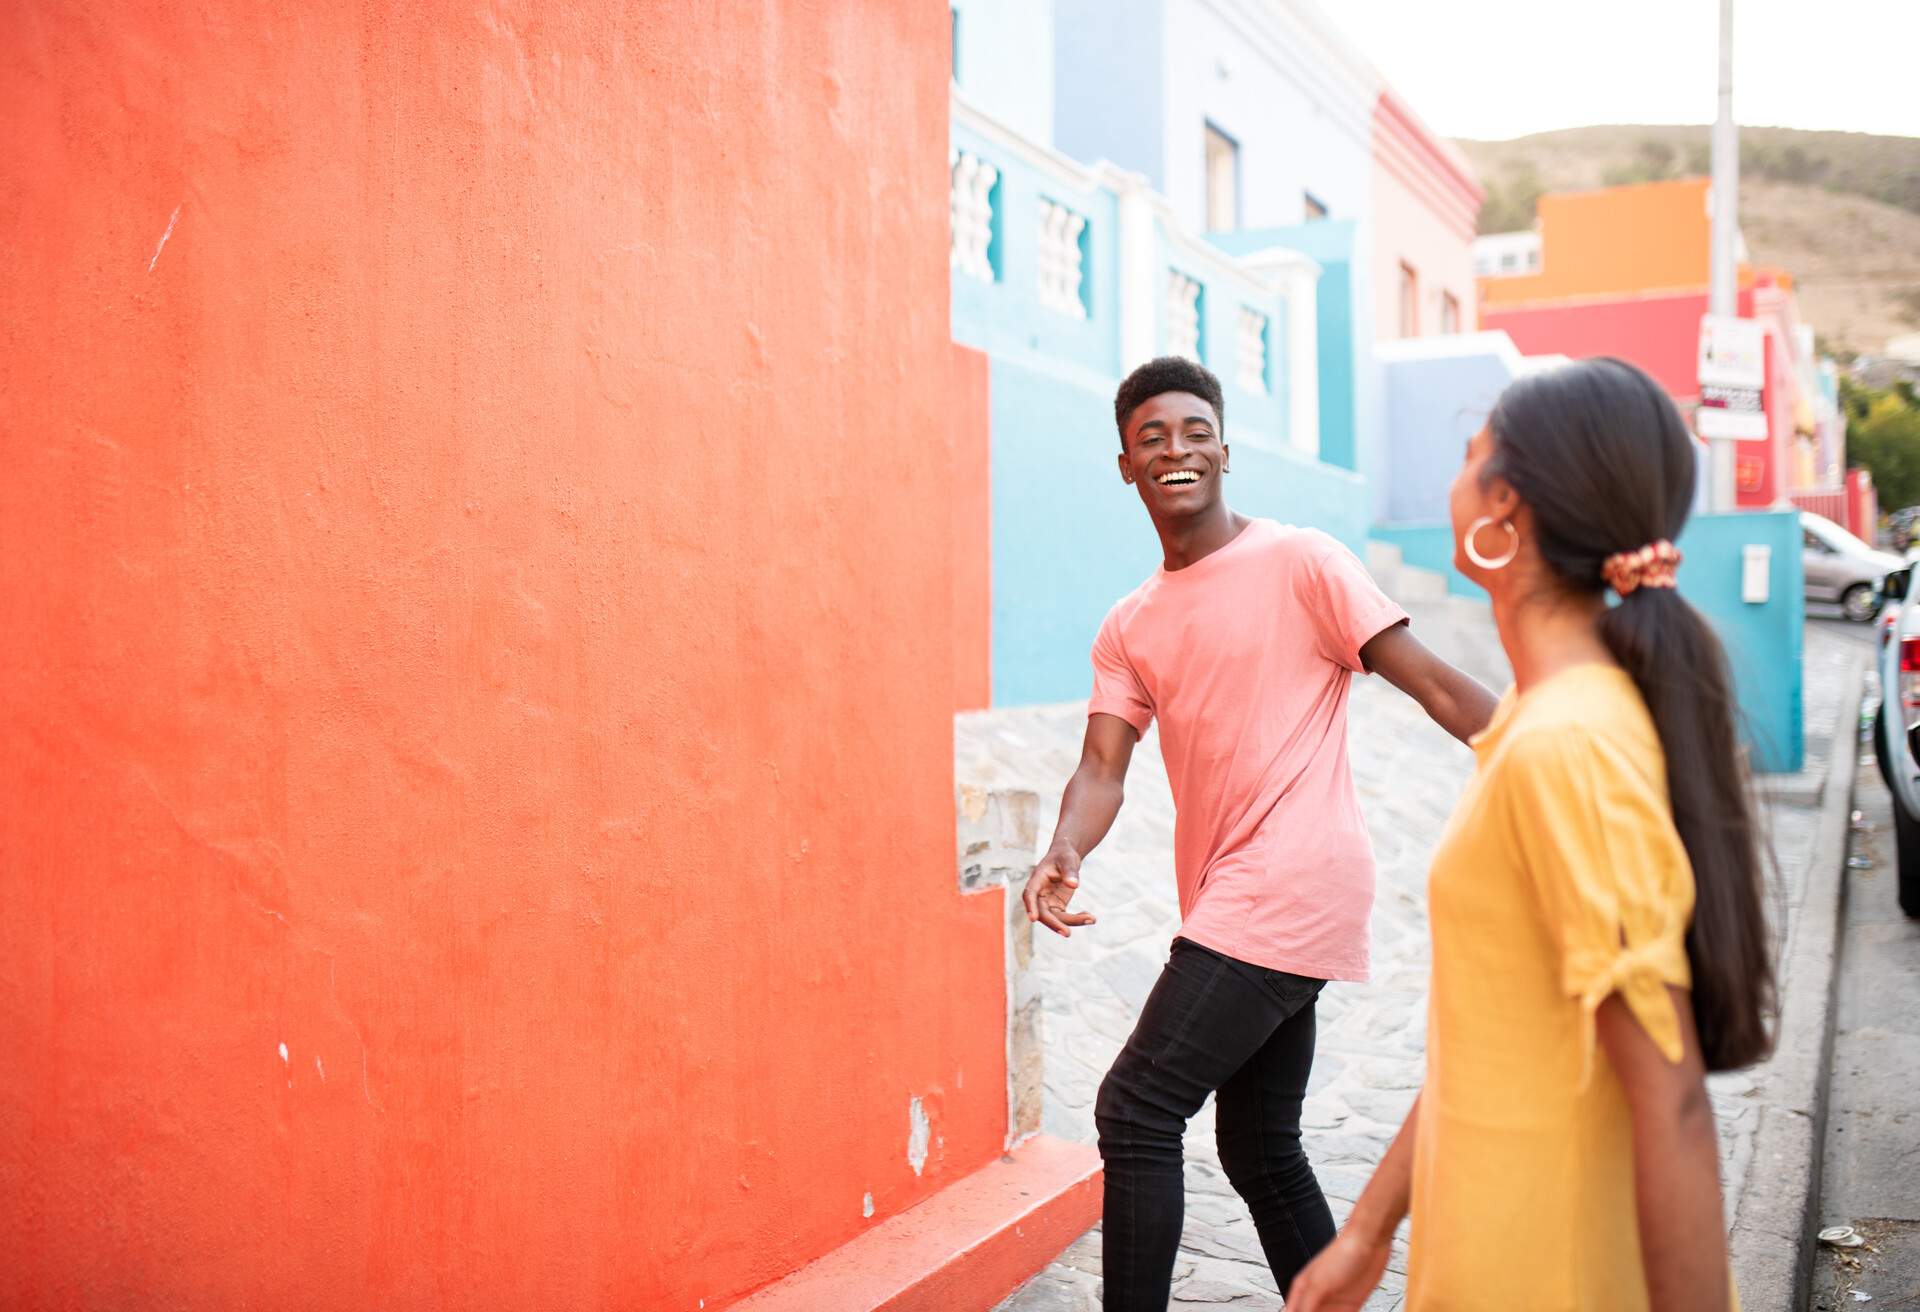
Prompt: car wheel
<box><xmin>1893</xmin><ymin>780</ymin><xmax>1920</xmax><ymax>918</ymax></box>
<box><xmin>1842</xmin><ymin>584</ymin><xmax>1878</xmax><ymax>623</ymax></box>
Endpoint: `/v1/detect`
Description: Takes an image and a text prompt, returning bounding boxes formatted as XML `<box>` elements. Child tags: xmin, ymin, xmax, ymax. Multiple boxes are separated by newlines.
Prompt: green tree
<box><xmin>1845</xmin><ymin>382</ymin><xmax>1920</xmax><ymax>512</ymax></box>
<box><xmin>1843</xmin><ymin>375</ymin><xmax>1876</xmax><ymax>422</ymax></box>
<box><xmin>1776</xmin><ymin>144</ymin><xmax>1827</xmax><ymax>184</ymax></box>
<box><xmin>1815</xmin><ymin>334</ymin><xmax>1858</xmax><ymax>366</ymax></box>
<box><xmin>1602</xmin><ymin>137</ymin><xmax>1681</xmax><ymax>188</ymax></box>
<box><xmin>1637</xmin><ymin>137</ymin><xmax>1677</xmax><ymax>178</ymax></box>
<box><xmin>1477</xmin><ymin>161</ymin><xmax>1545</xmax><ymax>235</ymax></box>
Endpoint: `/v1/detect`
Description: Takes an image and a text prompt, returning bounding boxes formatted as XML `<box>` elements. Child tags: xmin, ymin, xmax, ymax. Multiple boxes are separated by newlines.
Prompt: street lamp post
<box><xmin>1708</xmin><ymin>0</ymin><xmax>1740</xmax><ymax>511</ymax></box>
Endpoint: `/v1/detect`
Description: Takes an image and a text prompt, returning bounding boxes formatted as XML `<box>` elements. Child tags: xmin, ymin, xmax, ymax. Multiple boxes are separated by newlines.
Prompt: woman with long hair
<box><xmin>1290</xmin><ymin>358</ymin><xmax>1774</xmax><ymax>1311</ymax></box>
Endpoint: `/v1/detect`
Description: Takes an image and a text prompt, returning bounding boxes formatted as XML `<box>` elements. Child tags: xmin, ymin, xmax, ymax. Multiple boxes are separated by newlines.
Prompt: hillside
<box><xmin>1453</xmin><ymin>126</ymin><xmax>1920</xmax><ymax>355</ymax></box>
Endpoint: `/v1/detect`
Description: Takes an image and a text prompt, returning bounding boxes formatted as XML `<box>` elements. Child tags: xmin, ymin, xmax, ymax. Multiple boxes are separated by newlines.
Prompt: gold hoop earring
<box><xmin>1465</xmin><ymin>516</ymin><xmax>1519</xmax><ymax>570</ymax></box>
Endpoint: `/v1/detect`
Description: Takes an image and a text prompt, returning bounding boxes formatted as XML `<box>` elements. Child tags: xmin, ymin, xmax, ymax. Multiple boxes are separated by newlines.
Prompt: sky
<box><xmin>1316</xmin><ymin>0</ymin><xmax>1920</xmax><ymax>142</ymax></box>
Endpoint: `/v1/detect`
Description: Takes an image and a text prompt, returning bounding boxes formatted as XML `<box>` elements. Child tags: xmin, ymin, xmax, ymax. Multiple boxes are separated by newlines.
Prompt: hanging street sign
<box><xmin>1697</xmin><ymin>313</ymin><xmax>1769</xmax><ymax>441</ymax></box>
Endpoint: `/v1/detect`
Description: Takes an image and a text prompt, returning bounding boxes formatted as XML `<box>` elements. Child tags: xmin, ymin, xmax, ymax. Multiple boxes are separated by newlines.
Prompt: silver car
<box><xmin>1803</xmin><ymin>512</ymin><xmax>1905</xmax><ymax>622</ymax></box>
<box><xmin>1872</xmin><ymin>563</ymin><xmax>1920</xmax><ymax>916</ymax></box>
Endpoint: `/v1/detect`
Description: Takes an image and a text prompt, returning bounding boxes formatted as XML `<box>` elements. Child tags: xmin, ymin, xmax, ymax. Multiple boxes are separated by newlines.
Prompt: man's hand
<box><xmin>1286</xmin><ymin>1227</ymin><xmax>1392</xmax><ymax>1312</ymax></box>
<box><xmin>1022</xmin><ymin>843</ymin><xmax>1097</xmax><ymax>937</ymax></box>
<box><xmin>1025</xmin><ymin>714</ymin><xmax>1134</xmax><ymax>940</ymax></box>
<box><xmin>1360</xmin><ymin>622</ymin><xmax>1498</xmax><ymax>746</ymax></box>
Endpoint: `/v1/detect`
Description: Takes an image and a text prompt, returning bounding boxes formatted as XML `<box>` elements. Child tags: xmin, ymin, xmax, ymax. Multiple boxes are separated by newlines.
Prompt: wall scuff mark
<box><xmin>147</xmin><ymin>203</ymin><xmax>180</xmax><ymax>273</ymax></box>
<box><xmin>907</xmin><ymin>1096</ymin><xmax>930</xmax><ymax>1176</ymax></box>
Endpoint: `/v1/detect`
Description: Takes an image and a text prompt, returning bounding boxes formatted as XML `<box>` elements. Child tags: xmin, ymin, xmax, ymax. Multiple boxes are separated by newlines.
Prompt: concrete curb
<box><xmin>734</xmin><ymin>1136</ymin><xmax>1102</xmax><ymax>1312</ymax></box>
<box><xmin>1729</xmin><ymin>651</ymin><xmax>1866</xmax><ymax>1310</ymax></box>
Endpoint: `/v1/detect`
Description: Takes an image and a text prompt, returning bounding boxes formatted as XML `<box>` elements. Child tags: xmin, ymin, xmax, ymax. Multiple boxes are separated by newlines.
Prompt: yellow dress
<box><xmin>1407</xmin><ymin>665</ymin><xmax>1699</xmax><ymax>1311</ymax></box>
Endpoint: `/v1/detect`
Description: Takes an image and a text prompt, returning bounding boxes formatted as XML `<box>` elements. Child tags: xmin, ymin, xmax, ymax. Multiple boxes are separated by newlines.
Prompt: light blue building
<box><xmin>1050</xmin><ymin>0</ymin><xmax>1377</xmax><ymax>237</ymax></box>
<box><xmin>1363</xmin><ymin>330</ymin><xmax>1807</xmax><ymax>771</ymax></box>
<box><xmin>951</xmin><ymin>2</ymin><xmax>1811</xmax><ymax>770</ymax></box>
<box><xmin>1369</xmin><ymin>331</ymin><xmax>1566</xmax><ymax>594</ymax></box>
<box><xmin>1210</xmin><ymin>221</ymin><xmax>1376</xmax><ymax>482</ymax></box>
<box><xmin>948</xmin><ymin>0</ymin><xmax>1055</xmax><ymax>146</ymax></box>
<box><xmin>948</xmin><ymin>92</ymin><xmax>1355</xmax><ymax>707</ymax></box>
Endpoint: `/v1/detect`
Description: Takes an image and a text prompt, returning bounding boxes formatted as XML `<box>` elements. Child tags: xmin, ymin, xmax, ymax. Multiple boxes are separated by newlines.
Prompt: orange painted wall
<box><xmin>951</xmin><ymin>344</ymin><xmax>992</xmax><ymax>713</ymax></box>
<box><xmin>0</xmin><ymin>5</ymin><xmax>1010</xmax><ymax>1309</ymax></box>
<box><xmin>1479</xmin><ymin>178</ymin><xmax>1713</xmax><ymax>309</ymax></box>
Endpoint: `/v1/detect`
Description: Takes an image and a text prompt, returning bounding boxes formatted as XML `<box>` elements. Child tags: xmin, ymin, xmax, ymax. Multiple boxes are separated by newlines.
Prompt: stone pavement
<box><xmin>968</xmin><ymin>606</ymin><xmax>1860</xmax><ymax>1311</ymax></box>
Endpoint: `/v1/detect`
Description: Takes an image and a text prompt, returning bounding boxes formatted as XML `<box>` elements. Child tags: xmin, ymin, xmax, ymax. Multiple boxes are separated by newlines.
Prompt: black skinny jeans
<box><xmin>1094</xmin><ymin>937</ymin><xmax>1335</xmax><ymax>1309</ymax></box>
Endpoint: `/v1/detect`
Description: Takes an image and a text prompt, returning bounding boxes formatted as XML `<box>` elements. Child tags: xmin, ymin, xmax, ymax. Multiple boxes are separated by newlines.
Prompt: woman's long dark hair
<box><xmin>1488</xmin><ymin>357</ymin><xmax>1775</xmax><ymax>1071</ymax></box>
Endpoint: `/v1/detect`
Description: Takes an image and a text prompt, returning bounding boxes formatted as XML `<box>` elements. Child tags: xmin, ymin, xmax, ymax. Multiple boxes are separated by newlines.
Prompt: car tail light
<box><xmin>1902</xmin><ymin>636</ymin><xmax>1920</xmax><ymax>725</ymax></box>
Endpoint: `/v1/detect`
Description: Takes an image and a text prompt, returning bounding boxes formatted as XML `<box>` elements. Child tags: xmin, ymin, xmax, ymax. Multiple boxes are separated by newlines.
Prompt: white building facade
<box><xmin>1051</xmin><ymin>0</ymin><xmax>1377</xmax><ymax>237</ymax></box>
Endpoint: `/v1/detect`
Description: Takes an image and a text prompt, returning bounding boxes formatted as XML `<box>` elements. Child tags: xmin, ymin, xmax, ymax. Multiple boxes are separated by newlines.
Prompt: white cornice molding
<box><xmin>1094</xmin><ymin>163</ymin><xmax>1322</xmax><ymax>294</ymax></box>
<box><xmin>951</xmin><ymin>89</ymin><xmax>1105</xmax><ymax>194</ymax></box>
<box><xmin>1376</xmin><ymin>329</ymin><xmax>1530</xmax><ymax>371</ymax></box>
<box><xmin>1377</xmin><ymin>330</ymin><xmax>1568</xmax><ymax>378</ymax></box>
<box><xmin>1238</xmin><ymin>245</ymin><xmax>1325</xmax><ymax>284</ymax></box>
<box><xmin>1372</xmin><ymin>91</ymin><xmax>1481</xmax><ymax>199</ymax></box>
<box><xmin>1194</xmin><ymin>0</ymin><xmax>1378</xmax><ymax>151</ymax></box>
<box><xmin>1375</xmin><ymin>132</ymin><xmax>1482</xmax><ymax>242</ymax></box>
<box><xmin>1372</xmin><ymin>98</ymin><xmax>1484</xmax><ymax>237</ymax></box>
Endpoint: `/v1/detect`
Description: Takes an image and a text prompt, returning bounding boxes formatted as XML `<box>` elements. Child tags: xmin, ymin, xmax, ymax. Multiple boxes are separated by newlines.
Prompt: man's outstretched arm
<box><xmin>1022</xmin><ymin>712</ymin><xmax>1138</xmax><ymax>937</ymax></box>
<box><xmin>1360</xmin><ymin>623</ymin><xmax>1499</xmax><ymax>746</ymax></box>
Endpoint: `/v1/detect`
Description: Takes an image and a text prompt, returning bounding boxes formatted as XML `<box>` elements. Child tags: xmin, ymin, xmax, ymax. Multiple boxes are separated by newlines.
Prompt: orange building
<box><xmin>1</xmin><ymin>4</ymin><xmax>1088</xmax><ymax>1308</ymax></box>
<box><xmin>1480</xmin><ymin>177</ymin><xmax>1716</xmax><ymax>311</ymax></box>
<box><xmin>1478</xmin><ymin>178</ymin><xmax>1824</xmax><ymax>509</ymax></box>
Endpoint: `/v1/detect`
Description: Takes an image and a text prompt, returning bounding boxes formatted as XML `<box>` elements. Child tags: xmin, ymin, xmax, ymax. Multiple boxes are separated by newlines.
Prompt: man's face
<box><xmin>1118</xmin><ymin>391</ymin><xmax>1228</xmax><ymax>519</ymax></box>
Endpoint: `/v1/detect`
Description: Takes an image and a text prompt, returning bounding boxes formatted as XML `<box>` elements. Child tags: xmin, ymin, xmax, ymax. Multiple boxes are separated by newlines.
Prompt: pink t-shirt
<box><xmin>1088</xmin><ymin>519</ymin><xmax>1408</xmax><ymax>982</ymax></box>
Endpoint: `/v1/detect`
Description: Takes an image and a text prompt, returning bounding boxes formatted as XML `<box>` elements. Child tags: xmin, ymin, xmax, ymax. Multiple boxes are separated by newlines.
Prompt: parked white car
<box><xmin>1871</xmin><ymin>563</ymin><xmax>1920</xmax><ymax>917</ymax></box>
<box><xmin>1804</xmin><ymin>512</ymin><xmax>1905</xmax><ymax>623</ymax></box>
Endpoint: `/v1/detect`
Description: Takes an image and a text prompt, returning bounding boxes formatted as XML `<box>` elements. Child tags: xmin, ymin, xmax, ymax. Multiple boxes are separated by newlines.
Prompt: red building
<box><xmin>1478</xmin><ymin>178</ymin><xmax>1834</xmax><ymax>516</ymax></box>
<box><xmin>2</xmin><ymin>4</ymin><xmax>1088</xmax><ymax>1308</ymax></box>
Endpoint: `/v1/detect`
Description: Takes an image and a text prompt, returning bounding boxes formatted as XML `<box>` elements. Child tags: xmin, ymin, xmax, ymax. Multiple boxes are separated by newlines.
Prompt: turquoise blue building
<box><xmin>947</xmin><ymin>4</ymin><xmax>1811</xmax><ymax>771</ymax></box>
<box><xmin>948</xmin><ymin>98</ymin><xmax>1362</xmax><ymax>707</ymax></box>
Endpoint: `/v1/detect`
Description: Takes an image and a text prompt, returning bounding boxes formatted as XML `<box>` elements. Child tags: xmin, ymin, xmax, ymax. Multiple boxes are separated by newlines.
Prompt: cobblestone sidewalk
<box><xmin>971</xmin><ymin>613</ymin><xmax>1858</xmax><ymax>1311</ymax></box>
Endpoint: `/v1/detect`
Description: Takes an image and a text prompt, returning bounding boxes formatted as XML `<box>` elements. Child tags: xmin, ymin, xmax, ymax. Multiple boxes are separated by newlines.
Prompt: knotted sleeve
<box><xmin>1502</xmin><ymin>726</ymin><xmax>1696</xmax><ymax>1087</ymax></box>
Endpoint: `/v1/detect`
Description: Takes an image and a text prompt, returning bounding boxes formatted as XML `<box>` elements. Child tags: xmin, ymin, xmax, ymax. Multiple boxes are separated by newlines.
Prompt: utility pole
<box><xmin>1708</xmin><ymin>0</ymin><xmax>1739</xmax><ymax>511</ymax></box>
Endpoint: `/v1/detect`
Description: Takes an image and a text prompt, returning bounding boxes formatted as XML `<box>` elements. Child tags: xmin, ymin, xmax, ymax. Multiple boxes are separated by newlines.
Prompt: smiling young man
<box><xmin>1021</xmin><ymin>357</ymin><xmax>1498</xmax><ymax>1309</ymax></box>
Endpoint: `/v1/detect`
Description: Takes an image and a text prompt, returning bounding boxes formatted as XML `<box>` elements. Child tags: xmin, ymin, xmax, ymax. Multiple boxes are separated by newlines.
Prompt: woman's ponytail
<box><xmin>1601</xmin><ymin>587</ymin><xmax>1774</xmax><ymax>1069</ymax></box>
<box><xmin>1490</xmin><ymin>358</ymin><xmax>1776</xmax><ymax>1071</ymax></box>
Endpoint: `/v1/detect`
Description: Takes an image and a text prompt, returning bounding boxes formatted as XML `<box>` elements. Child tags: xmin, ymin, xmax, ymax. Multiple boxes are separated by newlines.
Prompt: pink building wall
<box><xmin>1369</xmin><ymin>92</ymin><xmax>1483</xmax><ymax>342</ymax></box>
<box><xmin>1481</xmin><ymin>291</ymin><xmax>1717</xmax><ymax>400</ymax></box>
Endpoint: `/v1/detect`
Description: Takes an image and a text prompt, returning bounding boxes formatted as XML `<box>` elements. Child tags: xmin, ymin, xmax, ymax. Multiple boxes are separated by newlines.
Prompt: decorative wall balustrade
<box><xmin>949</xmin><ymin>92</ymin><xmax>1322</xmax><ymax>460</ymax></box>
<box><xmin>1164</xmin><ymin>270</ymin><xmax>1203</xmax><ymax>362</ymax></box>
<box><xmin>950</xmin><ymin>148</ymin><xmax>999</xmax><ymax>283</ymax></box>
<box><xmin>1036</xmin><ymin>198</ymin><xmax>1089</xmax><ymax>319</ymax></box>
<box><xmin>1237</xmin><ymin>306</ymin><xmax>1270</xmax><ymax>395</ymax></box>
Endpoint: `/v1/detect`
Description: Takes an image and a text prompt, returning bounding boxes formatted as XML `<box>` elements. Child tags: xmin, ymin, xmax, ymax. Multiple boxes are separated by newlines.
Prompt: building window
<box><xmin>1303</xmin><ymin>193</ymin><xmax>1328</xmax><ymax>222</ymax></box>
<box><xmin>1499</xmin><ymin>251</ymin><xmax>1518</xmax><ymax>272</ymax></box>
<box><xmin>1204</xmin><ymin>124</ymin><xmax>1238</xmax><ymax>233</ymax></box>
<box><xmin>1399</xmin><ymin>262</ymin><xmax>1419</xmax><ymax>338</ymax></box>
<box><xmin>950</xmin><ymin>6</ymin><xmax>960</xmax><ymax>82</ymax></box>
<box><xmin>1440</xmin><ymin>292</ymin><xmax>1461</xmax><ymax>335</ymax></box>
<box><xmin>1527</xmin><ymin>248</ymin><xmax>1541</xmax><ymax>271</ymax></box>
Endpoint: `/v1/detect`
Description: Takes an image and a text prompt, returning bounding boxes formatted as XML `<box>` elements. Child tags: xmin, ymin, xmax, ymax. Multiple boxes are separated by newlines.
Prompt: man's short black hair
<box><xmin>1113</xmin><ymin>356</ymin><xmax>1225</xmax><ymax>448</ymax></box>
